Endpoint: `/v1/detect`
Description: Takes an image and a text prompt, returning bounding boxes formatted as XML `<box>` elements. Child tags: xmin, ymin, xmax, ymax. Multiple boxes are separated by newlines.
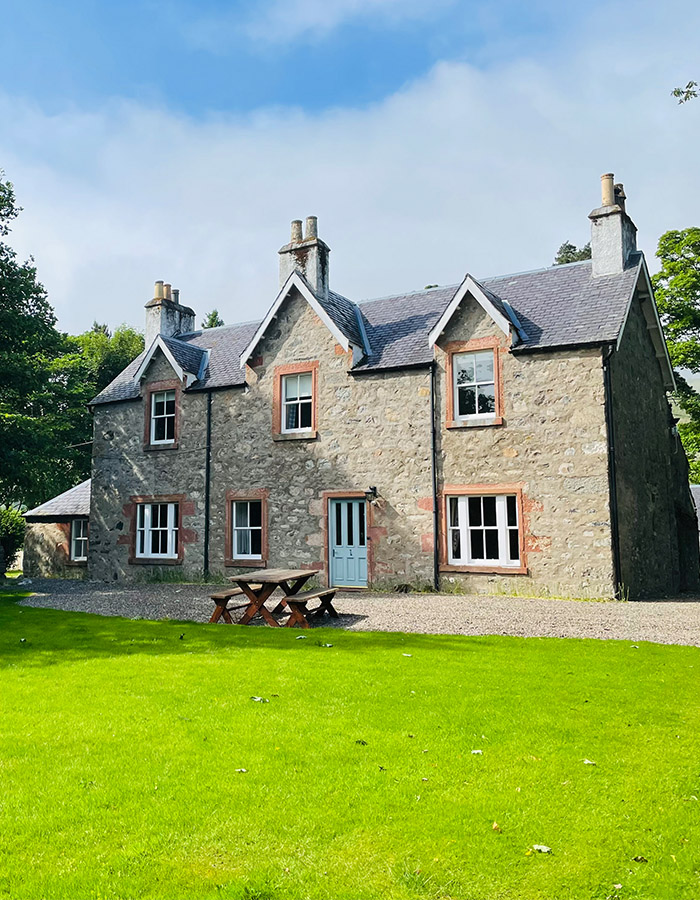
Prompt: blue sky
<box><xmin>1</xmin><ymin>0</ymin><xmax>699</xmax><ymax>332</ymax></box>
<box><xmin>4</xmin><ymin>1</ymin><xmax>583</xmax><ymax>114</ymax></box>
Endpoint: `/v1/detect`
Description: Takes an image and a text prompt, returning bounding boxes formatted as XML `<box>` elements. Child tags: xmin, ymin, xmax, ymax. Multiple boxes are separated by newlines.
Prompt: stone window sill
<box><xmin>441</xmin><ymin>563</ymin><xmax>528</xmax><ymax>575</ymax></box>
<box><xmin>272</xmin><ymin>430</ymin><xmax>318</xmax><ymax>442</ymax></box>
<box><xmin>66</xmin><ymin>560</ymin><xmax>87</xmax><ymax>567</ymax></box>
<box><xmin>129</xmin><ymin>557</ymin><xmax>183</xmax><ymax>566</ymax></box>
<box><xmin>447</xmin><ymin>416</ymin><xmax>503</xmax><ymax>429</ymax></box>
<box><xmin>224</xmin><ymin>559</ymin><xmax>267</xmax><ymax>568</ymax></box>
<box><xmin>144</xmin><ymin>442</ymin><xmax>180</xmax><ymax>452</ymax></box>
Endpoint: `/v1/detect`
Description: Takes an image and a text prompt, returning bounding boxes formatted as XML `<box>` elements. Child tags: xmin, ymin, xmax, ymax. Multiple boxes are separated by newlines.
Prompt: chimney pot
<box><xmin>172</xmin><ymin>288</ymin><xmax>180</xmax><ymax>304</ymax></box>
<box><xmin>601</xmin><ymin>173</ymin><xmax>615</xmax><ymax>207</ymax></box>
<box><xmin>291</xmin><ymin>219</ymin><xmax>303</xmax><ymax>242</ymax></box>
<box><xmin>164</xmin><ymin>283</ymin><xmax>172</xmax><ymax>301</ymax></box>
<box><xmin>305</xmin><ymin>216</ymin><xmax>318</xmax><ymax>240</ymax></box>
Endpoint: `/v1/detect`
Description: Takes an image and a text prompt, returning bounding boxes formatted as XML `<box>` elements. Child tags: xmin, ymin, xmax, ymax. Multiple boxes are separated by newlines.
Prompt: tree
<box><xmin>202</xmin><ymin>309</ymin><xmax>224</xmax><ymax>328</ymax></box>
<box><xmin>672</xmin><ymin>81</ymin><xmax>698</xmax><ymax>104</ymax></box>
<box><xmin>0</xmin><ymin>506</ymin><xmax>25</xmax><ymax>578</ymax></box>
<box><xmin>553</xmin><ymin>241</ymin><xmax>591</xmax><ymax>265</ymax></box>
<box><xmin>652</xmin><ymin>228</ymin><xmax>700</xmax><ymax>480</ymax></box>
<box><xmin>0</xmin><ymin>170</ymin><xmax>145</xmax><ymax>509</ymax></box>
<box><xmin>0</xmin><ymin>172</ymin><xmax>65</xmax><ymax>508</ymax></box>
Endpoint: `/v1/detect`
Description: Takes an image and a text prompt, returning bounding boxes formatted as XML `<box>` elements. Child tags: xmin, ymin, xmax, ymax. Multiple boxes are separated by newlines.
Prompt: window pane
<box><xmin>298</xmin><ymin>373</ymin><xmax>312</xmax><ymax>397</ymax></box>
<box><xmin>485</xmin><ymin>529</ymin><xmax>499</xmax><ymax>559</ymax></box>
<box><xmin>154</xmin><ymin>418</ymin><xmax>166</xmax><ymax>441</ymax></box>
<box><xmin>284</xmin><ymin>376</ymin><xmax>298</xmax><ymax>400</ymax></box>
<box><xmin>449</xmin><ymin>497</ymin><xmax>459</xmax><ymax>528</ymax></box>
<box><xmin>173</xmin><ymin>528</ymin><xmax>178</xmax><ymax>554</ymax></box>
<box><xmin>138</xmin><ymin>531</ymin><xmax>145</xmax><ymax>554</ymax></box>
<box><xmin>154</xmin><ymin>396</ymin><xmax>165</xmax><ymax>416</ymax></box>
<box><xmin>451</xmin><ymin>529</ymin><xmax>461</xmax><ymax>560</ymax></box>
<box><xmin>165</xmin><ymin>417</ymin><xmax>175</xmax><ymax>440</ymax></box>
<box><xmin>251</xmin><ymin>529</ymin><xmax>262</xmax><ymax>555</ymax></box>
<box><xmin>235</xmin><ymin>502</ymin><xmax>248</xmax><ymax>527</ymax></box>
<box><xmin>468</xmin><ymin>496</ymin><xmax>481</xmax><ymax>526</ymax></box>
<box><xmin>507</xmin><ymin>495</ymin><xmax>517</xmax><ymax>527</ymax></box>
<box><xmin>358</xmin><ymin>503</ymin><xmax>365</xmax><ymax>546</ymax></box>
<box><xmin>477</xmin><ymin>384</ymin><xmax>496</xmax><ymax>414</ymax></box>
<box><xmin>249</xmin><ymin>501</ymin><xmax>262</xmax><ymax>528</ymax></box>
<box><xmin>455</xmin><ymin>355</ymin><xmax>475</xmax><ymax>384</ymax></box>
<box><xmin>150</xmin><ymin>531</ymin><xmax>159</xmax><ymax>554</ymax></box>
<box><xmin>347</xmin><ymin>503</ymin><xmax>354</xmax><ymax>546</ymax></box>
<box><xmin>335</xmin><ymin>503</ymin><xmax>342</xmax><ymax>546</ymax></box>
<box><xmin>165</xmin><ymin>393</ymin><xmax>175</xmax><ymax>415</ymax></box>
<box><xmin>300</xmin><ymin>400</ymin><xmax>312</xmax><ymax>428</ymax></box>
<box><xmin>470</xmin><ymin>530</ymin><xmax>484</xmax><ymax>559</ymax></box>
<box><xmin>137</xmin><ymin>505</ymin><xmax>145</xmax><ymax>528</ymax></box>
<box><xmin>237</xmin><ymin>530</ymin><xmax>251</xmax><ymax>555</ymax></box>
<box><xmin>172</xmin><ymin>504</ymin><xmax>179</xmax><ymax>527</ymax></box>
<box><xmin>509</xmin><ymin>529</ymin><xmax>520</xmax><ymax>561</ymax></box>
<box><xmin>285</xmin><ymin>404</ymin><xmax>299</xmax><ymax>430</ymax></box>
<box><xmin>475</xmin><ymin>352</ymin><xmax>494</xmax><ymax>382</ymax></box>
<box><xmin>458</xmin><ymin>387</ymin><xmax>476</xmax><ymax>417</ymax></box>
<box><xmin>483</xmin><ymin>497</ymin><xmax>497</xmax><ymax>526</ymax></box>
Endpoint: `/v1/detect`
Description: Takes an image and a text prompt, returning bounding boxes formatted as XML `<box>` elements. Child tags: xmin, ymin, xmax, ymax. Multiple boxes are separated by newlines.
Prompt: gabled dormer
<box><xmin>239</xmin><ymin>218</ymin><xmax>371</xmax><ymax>369</ymax></box>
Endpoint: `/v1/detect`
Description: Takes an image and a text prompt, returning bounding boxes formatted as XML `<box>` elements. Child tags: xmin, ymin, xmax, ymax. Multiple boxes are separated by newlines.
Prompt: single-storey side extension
<box><xmin>23</xmin><ymin>479</ymin><xmax>91</xmax><ymax>577</ymax></box>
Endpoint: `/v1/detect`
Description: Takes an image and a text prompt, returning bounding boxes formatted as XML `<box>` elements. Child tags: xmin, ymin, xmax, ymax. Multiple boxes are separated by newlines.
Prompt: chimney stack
<box><xmin>144</xmin><ymin>281</ymin><xmax>196</xmax><ymax>345</ymax></box>
<box><xmin>588</xmin><ymin>172</ymin><xmax>637</xmax><ymax>277</ymax></box>
<box><xmin>278</xmin><ymin>215</ymin><xmax>330</xmax><ymax>299</ymax></box>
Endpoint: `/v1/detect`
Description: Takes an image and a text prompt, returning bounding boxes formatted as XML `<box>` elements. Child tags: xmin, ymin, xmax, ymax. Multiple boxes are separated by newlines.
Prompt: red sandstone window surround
<box><xmin>143</xmin><ymin>379</ymin><xmax>182</xmax><ymax>450</ymax></box>
<box><xmin>439</xmin><ymin>484</ymin><xmax>527</xmax><ymax>575</ymax></box>
<box><xmin>120</xmin><ymin>494</ymin><xmax>194</xmax><ymax>565</ymax></box>
<box><xmin>225</xmin><ymin>490</ymin><xmax>269</xmax><ymax>567</ymax></box>
<box><xmin>444</xmin><ymin>338</ymin><xmax>504</xmax><ymax>428</ymax></box>
<box><xmin>272</xmin><ymin>361</ymin><xmax>319</xmax><ymax>440</ymax></box>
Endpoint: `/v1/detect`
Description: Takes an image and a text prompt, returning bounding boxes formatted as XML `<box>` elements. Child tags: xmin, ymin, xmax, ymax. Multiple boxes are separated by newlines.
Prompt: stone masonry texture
<box><xmin>88</xmin><ymin>281</ymin><xmax>697</xmax><ymax>598</ymax></box>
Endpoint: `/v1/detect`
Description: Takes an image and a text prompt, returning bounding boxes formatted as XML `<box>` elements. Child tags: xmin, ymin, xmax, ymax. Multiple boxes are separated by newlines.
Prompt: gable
<box><xmin>428</xmin><ymin>274</ymin><xmax>526</xmax><ymax>349</ymax></box>
<box><xmin>240</xmin><ymin>271</ymin><xmax>362</xmax><ymax>368</ymax></box>
<box><xmin>437</xmin><ymin>288</ymin><xmax>506</xmax><ymax>346</ymax></box>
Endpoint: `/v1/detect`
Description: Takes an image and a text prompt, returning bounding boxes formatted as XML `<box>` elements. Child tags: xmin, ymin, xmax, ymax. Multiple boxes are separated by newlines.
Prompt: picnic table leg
<box><xmin>271</xmin><ymin>574</ymin><xmax>316</xmax><ymax>615</ymax></box>
<box><xmin>239</xmin><ymin>583</ymin><xmax>280</xmax><ymax>627</ymax></box>
<box><xmin>284</xmin><ymin>601</ymin><xmax>311</xmax><ymax>629</ymax></box>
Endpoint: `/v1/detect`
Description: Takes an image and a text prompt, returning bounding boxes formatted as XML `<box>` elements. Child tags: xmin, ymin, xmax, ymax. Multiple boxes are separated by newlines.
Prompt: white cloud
<box><xmin>181</xmin><ymin>0</ymin><xmax>456</xmax><ymax>50</ymax></box>
<box><xmin>2</xmin><ymin>2</ymin><xmax>699</xmax><ymax>335</ymax></box>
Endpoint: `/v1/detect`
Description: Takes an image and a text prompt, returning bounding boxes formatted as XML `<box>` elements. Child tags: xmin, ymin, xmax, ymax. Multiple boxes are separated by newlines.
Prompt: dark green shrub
<box><xmin>0</xmin><ymin>506</ymin><xmax>26</xmax><ymax>573</ymax></box>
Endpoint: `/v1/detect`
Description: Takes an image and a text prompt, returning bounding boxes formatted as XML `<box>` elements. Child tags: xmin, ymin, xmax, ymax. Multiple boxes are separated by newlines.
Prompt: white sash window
<box><xmin>71</xmin><ymin>518</ymin><xmax>88</xmax><ymax>561</ymax></box>
<box><xmin>453</xmin><ymin>351</ymin><xmax>496</xmax><ymax>420</ymax></box>
<box><xmin>151</xmin><ymin>390</ymin><xmax>176</xmax><ymax>444</ymax></box>
<box><xmin>232</xmin><ymin>500</ymin><xmax>263</xmax><ymax>559</ymax></box>
<box><xmin>136</xmin><ymin>502</ymin><xmax>179</xmax><ymax>559</ymax></box>
<box><xmin>447</xmin><ymin>494</ymin><xmax>520</xmax><ymax>567</ymax></box>
<box><xmin>282</xmin><ymin>373</ymin><xmax>313</xmax><ymax>432</ymax></box>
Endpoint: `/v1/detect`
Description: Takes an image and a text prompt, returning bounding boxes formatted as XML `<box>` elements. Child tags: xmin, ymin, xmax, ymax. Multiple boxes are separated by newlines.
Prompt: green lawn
<box><xmin>1</xmin><ymin>588</ymin><xmax>699</xmax><ymax>900</ymax></box>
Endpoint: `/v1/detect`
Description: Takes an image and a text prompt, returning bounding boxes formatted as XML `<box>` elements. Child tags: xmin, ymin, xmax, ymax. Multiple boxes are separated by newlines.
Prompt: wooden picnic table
<box><xmin>223</xmin><ymin>568</ymin><xmax>338</xmax><ymax>628</ymax></box>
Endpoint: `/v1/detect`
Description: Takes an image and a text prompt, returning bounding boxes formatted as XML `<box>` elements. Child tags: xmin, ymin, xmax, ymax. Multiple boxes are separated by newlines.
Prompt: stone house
<box><xmin>29</xmin><ymin>174</ymin><xmax>699</xmax><ymax>597</ymax></box>
<box><xmin>23</xmin><ymin>480</ymin><xmax>91</xmax><ymax>577</ymax></box>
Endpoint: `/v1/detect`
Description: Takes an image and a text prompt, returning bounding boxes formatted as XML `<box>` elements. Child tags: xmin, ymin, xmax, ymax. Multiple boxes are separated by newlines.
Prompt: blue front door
<box><xmin>329</xmin><ymin>498</ymin><xmax>368</xmax><ymax>588</ymax></box>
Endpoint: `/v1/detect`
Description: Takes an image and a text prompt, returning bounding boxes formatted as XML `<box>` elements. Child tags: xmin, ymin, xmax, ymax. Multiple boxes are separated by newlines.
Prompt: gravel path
<box><xmin>14</xmin><ymin>578</ymin><xmax>700</xmax><ymax>646</ymax></box>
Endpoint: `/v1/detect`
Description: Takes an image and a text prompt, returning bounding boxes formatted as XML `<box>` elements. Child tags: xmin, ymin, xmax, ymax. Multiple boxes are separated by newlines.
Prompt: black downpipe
<box><xmin>203</xmin><ymin>391</ymin><xmax>212</xmax><ymax>579</ymax></box>
<box><xmin>430</xmin><ymin>361</ymin><xmax>440</xmax><ymax>591</ymax></box>
<box><xmin>602</xmin><ymin>344</ymin><xmax>622</xmax><ymax>596</ymax></box>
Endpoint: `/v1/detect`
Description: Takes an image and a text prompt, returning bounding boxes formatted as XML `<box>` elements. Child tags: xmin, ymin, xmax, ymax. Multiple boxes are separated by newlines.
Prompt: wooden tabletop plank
<box><xmin>227</xmin><ymin>568</ymin><xmax>317</xmax><ymax>584</ymax></box>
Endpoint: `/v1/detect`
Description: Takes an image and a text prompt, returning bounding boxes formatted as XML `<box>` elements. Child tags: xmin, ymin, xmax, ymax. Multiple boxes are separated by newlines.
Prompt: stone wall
<box><xmin>434</xmin><ymin>295</ymin><xmax>616</xmax><ymax>598</ymax></box>
<box><xmin>90</xmin><ymin>288</ymin><xmax>435</xmax><ymax>585</ymax></box>
<box><xmin>610</xmin><ymin>294</ymin><xmax>700</xmax><ymax>596</ymax></box>
<box><xmin>89</xmin><ymin>350</ymin><xmax>208</xmax><ymax>581</ymax></box>
<box><xmin>23</xmin><ymin>520</ymin><xmax>86</xmax><ymax>578</ymax></box>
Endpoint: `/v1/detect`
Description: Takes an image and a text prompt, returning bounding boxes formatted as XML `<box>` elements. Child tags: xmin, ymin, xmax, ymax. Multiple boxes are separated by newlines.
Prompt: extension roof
<box><xmin>24</xmin><ymin>479</ymin><xmax>91</xmax><ymax>519</ymax></box>
<box><xmin>91</xmin><ymin>254</ymin><xmax>659</xmax><ymax>405</ymax></box>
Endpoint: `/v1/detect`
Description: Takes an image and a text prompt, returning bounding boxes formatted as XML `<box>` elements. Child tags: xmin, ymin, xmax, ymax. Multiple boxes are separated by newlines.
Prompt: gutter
<box><xmin>602</xmin><ymin>344</ymin><xmax>622</xmax><ymax>596</ymax></box>
<box><xmin>203</xmin><ymin>391</ymin><xmax>213</xmax><ymax>579</ymax></box>
<box><xmin>430</xmin><ymin>360</ymin><xmax>440</xmax><ymax>592</ymax></box>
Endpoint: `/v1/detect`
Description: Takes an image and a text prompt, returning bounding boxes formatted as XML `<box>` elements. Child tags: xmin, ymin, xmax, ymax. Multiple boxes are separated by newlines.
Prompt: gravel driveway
<box><xmin>14</xmin><ymin>578</ymin><xmax>700</xmax><ymax>647</ymax></box>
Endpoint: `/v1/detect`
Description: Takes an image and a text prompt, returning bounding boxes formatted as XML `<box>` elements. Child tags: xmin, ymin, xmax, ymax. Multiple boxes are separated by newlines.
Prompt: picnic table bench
<box><xmin>210</xmin><ymin>568</ymin><xmax>338</xmax><ymax>628</ymax></box>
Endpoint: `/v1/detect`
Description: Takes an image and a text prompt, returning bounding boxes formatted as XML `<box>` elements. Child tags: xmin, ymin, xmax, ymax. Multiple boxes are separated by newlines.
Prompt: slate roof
<box><xmin>91</xmin><ymin>257</ymin><xmax>644</xmax><ymax>403</ymax></box>
<box><xmin>161</xmin><ymin>335</ymin><xmax>206</xmax><ymax>377</ymax></box>
<box><xmin>24</xmin><ymin>479</ymin><xmax>91</xmax><ymax>519</ymax></box>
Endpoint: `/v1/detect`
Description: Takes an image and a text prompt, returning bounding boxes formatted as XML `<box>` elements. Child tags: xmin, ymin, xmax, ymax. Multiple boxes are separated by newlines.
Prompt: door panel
<box><xmin>329</xmin><ymin>498</ymin><xmax>368</xmax><ymax>587</ymax></box>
